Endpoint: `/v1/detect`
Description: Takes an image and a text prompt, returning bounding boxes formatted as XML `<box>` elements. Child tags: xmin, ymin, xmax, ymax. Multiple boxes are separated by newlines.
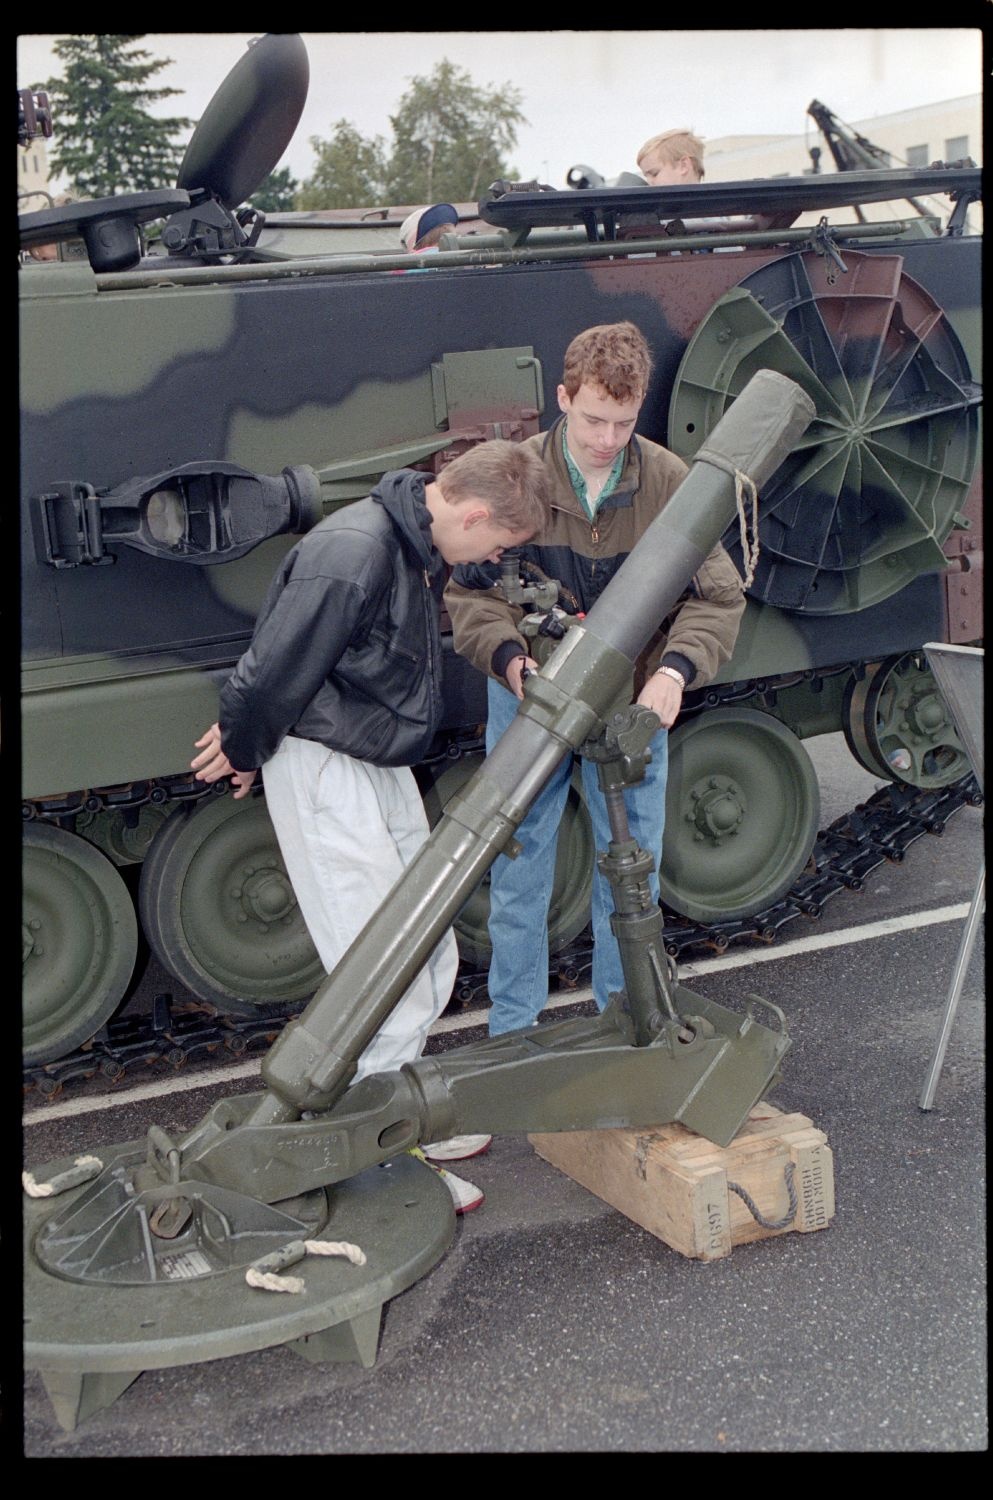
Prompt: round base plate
<box><xmin>25</xmin><ymin>1143</ymin><xmax>455</xmax><ymax>1378</ymax></box>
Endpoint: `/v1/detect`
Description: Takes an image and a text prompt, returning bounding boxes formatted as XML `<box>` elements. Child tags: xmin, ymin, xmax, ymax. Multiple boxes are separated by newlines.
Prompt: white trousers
<box><xmin>261</xmin><ymin>735</ymin><xmax>458</xmax><ymax>1081</ymax></box>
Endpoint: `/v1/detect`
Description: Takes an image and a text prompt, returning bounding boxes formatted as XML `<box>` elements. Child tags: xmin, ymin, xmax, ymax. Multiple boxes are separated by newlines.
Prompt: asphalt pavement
<box><xmin>18</xmin><ymin>735</ymin><xmax>986</xmax><ymax>1454</ymax></box>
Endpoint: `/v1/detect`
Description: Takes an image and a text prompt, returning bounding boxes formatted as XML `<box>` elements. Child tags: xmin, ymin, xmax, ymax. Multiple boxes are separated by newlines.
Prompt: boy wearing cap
<box><xmin>444</xmin><ymin>322</ymin><xmax>744</xmax><ymax>1037</ymax></box>
<box><xmin>399</xmin><ymin>203</ymin><xmax>460</xmax><ymax>253</ymax></box>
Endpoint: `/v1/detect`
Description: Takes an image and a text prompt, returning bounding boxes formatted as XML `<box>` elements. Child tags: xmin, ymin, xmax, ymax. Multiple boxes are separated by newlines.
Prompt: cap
<box><xmin>399</xmin><ymin>203</ymin><xmax>459</xmax><ymax>251</ymax></box>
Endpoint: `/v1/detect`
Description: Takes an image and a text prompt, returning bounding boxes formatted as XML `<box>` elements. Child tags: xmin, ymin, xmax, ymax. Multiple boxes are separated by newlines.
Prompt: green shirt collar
<box><xmin>561</xmin><ymin>421</ymin><xmax>625</xmax><ymax>520</ymax></box>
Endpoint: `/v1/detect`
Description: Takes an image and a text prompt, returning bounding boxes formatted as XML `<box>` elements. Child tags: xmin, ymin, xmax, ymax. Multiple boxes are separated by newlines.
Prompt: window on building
<box><xmin>906</xmin><ymin>144</ymin><xmax>929</xmax><ymax>167</ymax></box>
<box><xmin>945</xmin><ymin>136</ymin><xmax>969</xmax><ymax>162</ymax></box>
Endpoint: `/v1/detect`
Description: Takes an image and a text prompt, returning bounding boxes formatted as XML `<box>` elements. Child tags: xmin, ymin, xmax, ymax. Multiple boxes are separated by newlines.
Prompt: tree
<box><xmin>298</xmin><ymin>61</ymin><xmax>527</xmax><ymax>211</ymax></box>
<box><xmin>296</xmin><ymin>121</ymin><xmax>387</xmax><ymax>210</ymax></box>
<box><xmin>44</xmin><ymin>34</ymin><xmax>192</xmax><ymax>199</ymax></box>
<box><xmin>385</xmin><ymin>60</ymin><xmax>526</xmax><ymax>204</ymax></box>
<box><xmin>248</xmin><ymin>167</ymin><xmax>299</xmax><ymax>213</ymax></box>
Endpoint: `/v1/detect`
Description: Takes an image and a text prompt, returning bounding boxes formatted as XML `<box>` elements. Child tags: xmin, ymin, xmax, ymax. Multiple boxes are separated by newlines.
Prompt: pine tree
<box><xmin>44</xmin><ymin>34</ymin><xmax>193</xmax><ymax>198</ymax></box>
<box><xmin>248</xmin><ymin>167</ymin><xmax>299</xmax><ymax>213</ymax></box>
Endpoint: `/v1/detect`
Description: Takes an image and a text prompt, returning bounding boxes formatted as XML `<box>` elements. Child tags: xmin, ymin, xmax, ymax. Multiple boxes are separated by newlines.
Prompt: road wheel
<box><xmin>23</xmin><ymin>823</ymin><xmax>138</xmax><ymax>1064</ymax></box>
<box><xmin>660</xmin><ymin>707</ymin><xmax>821</xmax><ymax>923</ymax></box>
<box><xmin>844</xmin><ymin>652</ymin><xmax>970</xmax><ymax>788</ymax></box>
<box><xmin>138</xmin><ymin>793</ymin><xmax>323</xmax><ymax>1016</ymax></box>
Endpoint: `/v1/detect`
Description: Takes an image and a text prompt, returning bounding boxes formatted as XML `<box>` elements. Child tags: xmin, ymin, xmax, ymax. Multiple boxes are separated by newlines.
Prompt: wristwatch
<box><xmin>654</xmin><ymin>664</ymin><xmax>686</xmax><ymax>688</ymax></box>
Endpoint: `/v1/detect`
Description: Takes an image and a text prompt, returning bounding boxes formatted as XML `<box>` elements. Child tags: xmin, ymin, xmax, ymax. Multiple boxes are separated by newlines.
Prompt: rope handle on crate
<box><xmin>727</xmin><ymin>1160</ymin><xmax>798</xmax><ymax>1230</ymax></box>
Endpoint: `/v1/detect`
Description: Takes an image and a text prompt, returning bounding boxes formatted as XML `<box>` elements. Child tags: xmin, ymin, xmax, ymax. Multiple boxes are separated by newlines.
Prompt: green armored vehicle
<box><xmin>20</xmin><ymin>35</ymin><xmax>982</xmax><ymax>1072</ymax></box>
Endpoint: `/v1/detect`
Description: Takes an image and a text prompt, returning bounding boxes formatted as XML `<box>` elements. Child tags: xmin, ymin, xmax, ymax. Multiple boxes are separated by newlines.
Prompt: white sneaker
<box><xmin>421</xmin><ymin>1133</ymin><xmax>492</xmax><ymax>1163</ymax></box>
<box><xmin>408</xmin><ymin>1148</ymin><xmax>484</xmax><ymax>1213</ymax></box>
<box><xmin>432</xmin><ymin>1164</ymin><xmax>485</xmax><ymax>1214</ymax></box>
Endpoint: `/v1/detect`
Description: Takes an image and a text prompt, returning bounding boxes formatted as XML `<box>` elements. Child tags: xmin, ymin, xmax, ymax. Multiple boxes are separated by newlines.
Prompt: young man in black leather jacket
<box><xmin>192</xmin><ymin>441</ymin><xmax>547</xmax><ymax>1206</ymax></box>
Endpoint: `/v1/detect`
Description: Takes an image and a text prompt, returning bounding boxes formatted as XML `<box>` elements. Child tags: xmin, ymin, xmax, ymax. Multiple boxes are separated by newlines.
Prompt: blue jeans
<box><xmin>485</xmin><ymin>678</ymin><xmax>669</xmax><ymax>1034</ymax></box>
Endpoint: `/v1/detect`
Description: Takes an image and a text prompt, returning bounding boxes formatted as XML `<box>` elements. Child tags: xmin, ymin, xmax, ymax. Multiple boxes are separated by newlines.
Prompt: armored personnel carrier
<box><xmin>20</xmin><ymin>35</ymin><xmax>982</xmax><ymax>1074</ymax></box>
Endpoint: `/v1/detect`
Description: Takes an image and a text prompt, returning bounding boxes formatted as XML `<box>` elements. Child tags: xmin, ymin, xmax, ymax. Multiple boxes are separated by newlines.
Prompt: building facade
<box><xmin>17</xmin><ymin>134</ymin><xmax>54</xmax><ymax>211</ymax></box>
<box><xmin>704</xmin><ymin>95</ymin><xmax>981</xmax><ymax>232</ymax></box>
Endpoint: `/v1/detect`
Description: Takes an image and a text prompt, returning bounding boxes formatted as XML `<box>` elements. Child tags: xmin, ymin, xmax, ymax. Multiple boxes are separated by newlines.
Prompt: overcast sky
<box><xmin>17</xmin><ymin>29</ymin><xmax>984</xmax><ymax>190</ymax></box>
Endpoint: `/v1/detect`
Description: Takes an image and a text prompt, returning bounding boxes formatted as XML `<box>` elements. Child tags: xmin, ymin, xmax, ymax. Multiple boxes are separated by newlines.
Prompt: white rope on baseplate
<box><xmin>22</xmin><ymin>1154</ymin><xmax>104</xmax><ymax>1197</ymax></box>
<box><xmin>246</xmin><ymin>1236</ymin><xmax>368</xmax><ymax>1294</ymax></box>
<box><xmin>304</xmin><ymin>1238</ymin><xmax>367</xmax><ymax>1265</ymax></box>
<box><xmin>246</xmin><ymin>1268</ymin><xmax>307</xmax><ymax>1294</ymax></box>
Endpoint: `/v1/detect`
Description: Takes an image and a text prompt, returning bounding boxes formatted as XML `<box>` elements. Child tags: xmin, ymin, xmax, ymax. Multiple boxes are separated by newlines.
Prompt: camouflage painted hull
<box><xmin>21</xmin><ymin>214</ymin><xmax>982</xmax><ymax>1063</ymax></box>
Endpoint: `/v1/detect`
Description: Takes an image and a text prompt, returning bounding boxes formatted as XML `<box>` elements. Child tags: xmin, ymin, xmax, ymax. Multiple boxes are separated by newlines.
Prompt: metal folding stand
<box><xmin>918</xmin><ymin>643</ymin><xmax>984</xmax><ymax>1111</ymax></box>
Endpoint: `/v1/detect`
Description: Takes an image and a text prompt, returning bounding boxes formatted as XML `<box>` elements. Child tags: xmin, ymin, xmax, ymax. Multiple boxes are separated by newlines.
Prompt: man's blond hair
<box><xmin>637</xmin><ymin>128</ymin><xmax>705</xmax><ymax>180</ymax></box>
<box><xmin>437</xmin><ymin>440</ymin><xmax>548</xmax><ymax>535</ymax></box>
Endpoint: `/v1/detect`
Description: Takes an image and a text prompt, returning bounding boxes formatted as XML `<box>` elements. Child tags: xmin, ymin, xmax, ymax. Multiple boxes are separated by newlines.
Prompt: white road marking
<box><xmin>23</xmin><ymin>902</ymin><xmax>973</xmax><ymax>1126</ymax></box>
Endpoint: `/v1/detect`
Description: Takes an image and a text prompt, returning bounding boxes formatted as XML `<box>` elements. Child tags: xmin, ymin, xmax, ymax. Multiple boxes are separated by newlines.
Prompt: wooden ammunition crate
<box><xmin>528</xmin><ymin>1101</ymin><xmax>834</xmax><ymax>1261</ymax></box>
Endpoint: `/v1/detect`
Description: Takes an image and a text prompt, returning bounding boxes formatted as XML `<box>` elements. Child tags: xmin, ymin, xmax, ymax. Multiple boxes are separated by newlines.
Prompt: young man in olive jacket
<box><xmin>192</xmin><ymin>441</ymin><xmax>547</xmax><ymax>1203</ymax></box>
<box><xmin>444</xmin><ymin>322</ymin><xmax>746</xmax><ymax>1035</ymax></box>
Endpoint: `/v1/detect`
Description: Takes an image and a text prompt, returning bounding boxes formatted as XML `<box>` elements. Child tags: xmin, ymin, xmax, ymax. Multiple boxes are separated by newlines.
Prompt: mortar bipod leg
<box><xmin>588</xmin><ymin>708</ymin><xmax>681</xmax><ymax>1047</ymax></box>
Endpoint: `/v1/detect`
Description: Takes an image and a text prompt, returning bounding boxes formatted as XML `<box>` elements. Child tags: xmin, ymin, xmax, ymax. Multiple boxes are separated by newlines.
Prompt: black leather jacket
<box><xmin>218</xmin><ymin>471</ymin><xmax>446</xmax><ymax>771</ymax></box>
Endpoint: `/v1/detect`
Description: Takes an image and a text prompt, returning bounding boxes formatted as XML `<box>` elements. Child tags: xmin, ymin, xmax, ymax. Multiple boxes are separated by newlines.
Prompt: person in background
<box><xmin>23</xmin><ymin>192</ymin><xmax>75</xmax><ymax>263</ymax></box>
<box><xmin>636</xmin><ymin>129</ymin><xmax>705</xmax><ymax>186</ymax></box>
<box><xmin>399</xmin><ymin>202</ymin><xmax>460</xmax><ymax>253</ymax></box>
